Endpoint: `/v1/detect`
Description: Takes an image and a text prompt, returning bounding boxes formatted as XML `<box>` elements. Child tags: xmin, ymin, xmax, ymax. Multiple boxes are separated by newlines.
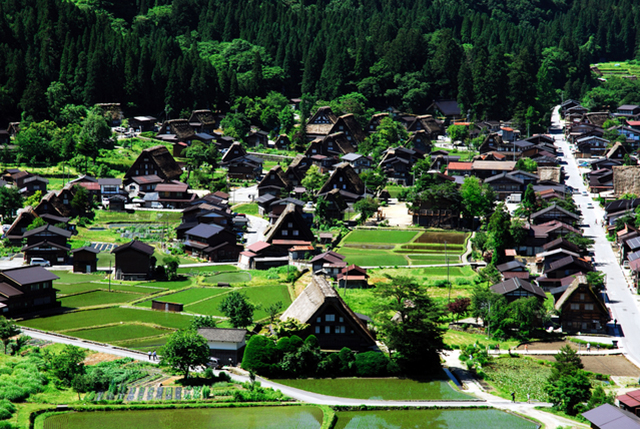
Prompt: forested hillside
<box><xmin>0</xmin><ymin>0</ymin><xmax>638</xmax><ymax>125</ymax></box>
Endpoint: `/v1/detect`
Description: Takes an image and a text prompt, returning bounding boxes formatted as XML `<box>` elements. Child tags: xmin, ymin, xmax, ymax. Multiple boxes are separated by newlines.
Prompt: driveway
<box><xmin>380</xmin><ymin>200</ymin><xmax>412</xmax><ymax>227</ymax></box>
<box><xmin>230</xmin><ymin>185</ymin><xmax>258</xmax><ymax>204</ymax></box>
<box><xmin>244</xmin><ymin>214</ymin><xmax>270</xmax><ymax>247</ymax></box>
<box><xmin>551</xmin><ymin>105</ymin><xmax>640</xmax><ymax>368</ymax></box>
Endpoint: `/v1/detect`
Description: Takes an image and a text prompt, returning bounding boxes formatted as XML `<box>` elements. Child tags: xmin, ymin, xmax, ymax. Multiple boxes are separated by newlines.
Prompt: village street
<box><xmin>551</xmin><ymin>106</ymin><xmax>640</xmax><ymax>368</ymax></box>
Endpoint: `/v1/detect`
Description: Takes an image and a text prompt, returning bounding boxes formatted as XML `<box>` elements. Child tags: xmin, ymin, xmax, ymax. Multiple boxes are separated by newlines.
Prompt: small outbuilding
<box><xmin>71</xmin><ymin>246</ymin><xmax>100</xmax><ymax>273</ymax></box>
<box><xmin>197</xmin><ymin>328</ymin><xmax>247</xmax><ymax>366</ymax></box>
<box><xmin>111</xmin><ymin>240</ymin><xmax>155</xmax><ymax>281</ymax></box>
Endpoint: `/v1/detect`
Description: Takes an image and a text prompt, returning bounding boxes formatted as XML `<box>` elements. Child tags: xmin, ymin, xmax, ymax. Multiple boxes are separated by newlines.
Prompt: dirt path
<box><xmin>380</xmin><ymin>201</ymin><xmax>412</xmax><ymax>227</ymax></box>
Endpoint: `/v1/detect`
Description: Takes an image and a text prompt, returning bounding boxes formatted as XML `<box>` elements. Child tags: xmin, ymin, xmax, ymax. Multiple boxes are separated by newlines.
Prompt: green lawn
<box><xmin>202</xmin><ymin>271</ymin><xmax>252</xmax><ymax>284</ymax></box>
<box><xmin>232</xmin><ymin>203</ymin><xmax>259</xmax><ymax>216</ymax></box>
<box><xmin>59</xmin><ymin>291</ymin><xmax>138</xmax><ymax>308</ymax></box>
<box><xmin>343</xmin><ymin>229</ymin><xmax>420</xmax><ymax>244</ymax></box>
<box><xmin>19</xmin><ymin>307</ymin><xmax>194</xmax><ymax>331</ymax></box>
<box><xmin>55</xmin><ymin>282</ymin><xmax>108</xmax><ymax>296</ymax></box>
<box><xmin>54</xmin><ymin>271</ymin><xmax>106</xmax><ymax>284</ymax></box>
<box><xmin>70</xmin><ymin>324</ymin><xmax>170</xmax><ymax>342</ymax></box>
<box><xmin>136</xmin><ymin>288</ymin><xmax>228</xmax><ymax>308</ymax></box>
<box><xmin>178</xmin><ymin>265</ymin><xmax>237</xmax><ymax>274</ymax></box>
<box><xmin>443</xmin><ymin>330</ymin><xmax>520</xmax><ymax>350</ymax></box>
<box><xmin>185</xmin><ymin>285</ymin><xmax>291</xmax><ymax>320</ymax></box>
<box><xmin>274</xmin><ymin>378</ymin><xmax>472</xmax><ymax>400</ymax></box>
<box><xmin>337</xmin><ymin>248</ymin><xmax>408</xmax><ymax>267</ymax></box>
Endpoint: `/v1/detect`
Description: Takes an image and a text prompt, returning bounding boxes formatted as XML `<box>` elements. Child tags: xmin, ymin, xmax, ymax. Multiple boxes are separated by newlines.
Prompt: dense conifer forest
<box><xmin>0</xmin><ymin>0</ymin><xmax>638</xmax><ymax>126</ymax></box>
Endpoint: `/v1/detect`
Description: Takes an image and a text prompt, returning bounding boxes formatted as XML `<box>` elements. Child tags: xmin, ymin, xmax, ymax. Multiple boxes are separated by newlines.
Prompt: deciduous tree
<box><xmin>219</xmin><ymin>291</ymin><xmax>255</xmax><ymax>328</ymax></box>
<box><xmin>0</xmin><ymin>317</ymin><xmax>20</xmax><ymax>354</ymax></box>
<box><xmin>161</xmin><ymin>329</ymin><xmax>211</xmax><ymax>379</ymax></box>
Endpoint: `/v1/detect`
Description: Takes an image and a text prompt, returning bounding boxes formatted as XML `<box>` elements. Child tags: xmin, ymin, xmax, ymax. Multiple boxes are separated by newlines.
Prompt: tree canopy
<box><xmin>161</xmin><ymin>329</ymin><xmax>211</xmax><ymax>379</ymax></box>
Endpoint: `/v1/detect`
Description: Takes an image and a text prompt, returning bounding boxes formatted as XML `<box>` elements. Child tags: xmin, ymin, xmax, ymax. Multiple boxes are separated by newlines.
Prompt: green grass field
<box><xmin>54</xmin><ymin>271</ymin><xmax>106</xmax><ymax>284</ymax></box>
<box><xmin>59</xmin><ymin>291</ymin><xmax>138</xmax><ymax>308</ymax></box>
<box><xmin>405</xmin><ymin>254</ymin><xmax>457</xmax><ymax>264</ymax></box>
<box><xmin>232</xmin><ymin>203</ymin><xmax>259</xmax><ymax>216</ymax></box>
<box><xmin>178</xmin><ymin>265</ymin><xmax>237</xmax><ymax>274</ymax></box>
<box><xmin>93</xmin><ymin>210</ymin><xmax>182</xmax><ymax>224</ymax></box>
<box><xmin>185</xmin><ymin>285</ymin><xmax>291</xmax><ymax>320</ymax></box>
<box><xmin>70</xmin><ymin>324</ymin><xmax>170</xmax><ymax>343</ymax></box>
<box><xmin>274</xmin><ymin>378</ymin><xmax>471</xmax><ymax>400</ymax></box>
<box><xmin>594</xmin><ymin>61</ymin><xmax>640</xmax><ymax>77</ymax></box>
<box><xmin>19</xmin><ymin>308</ymin><xmax>193</xmax><ymax>331</ymax></box>
<box><xmin>343</xmin><ymin>229</ymin><xmax>420</xmax><ymax>244</ymax></box>
<box><xmin>334</xmin><ymin>409</ymin><xmax>536</xmax><ymax>429</ymax></box>
<box><xmin>202</xmin><ymin>271</ymin><xmax>252</xmax><ymax>284</ymax></box>
<box><xmin>337</xmin><ymin>248</ymin><xmax>408</xmax><ymax>267</ymax></box>
<box><xmin>136</xmin><ymin>288</ymin><xmax>228</xmax><ymax>308</ymax></box>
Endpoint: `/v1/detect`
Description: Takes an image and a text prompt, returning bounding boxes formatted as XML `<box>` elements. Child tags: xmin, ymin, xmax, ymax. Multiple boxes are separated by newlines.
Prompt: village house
<box><xmin>188</xmin><ymin>110</ymin><xmax>217</xmax><ymax>134</ymax></box>
<box><xmin>490</xmin><ymin>278</ymin><xmax>546</xmax><ymax>303</ymax></box>
<box><xmin>22</xmin><ymin>224</ymin><xmax>72</xmax><ymax>265</ymax></box>
<box><xmin>555</xmin><ymin>275</ymin><xmax>609</xmax><ymax>334</ymax></box>
<box><xmin>583</xmin><ymin>403</ymin><xmax>640</xmax><ymax>429</ymax></box>
<box><xmin>406</xmin><ymin>130</ymin><xmax>432</xmax><ymax>154</ymax></box>
<box><xmin>530</xmin><ymin>203</ymin><xmax>580</xmax><ymax>225</ymax></box>
<box><xmin>183</xmin><ymin>223</ymin><xmax>241</xmax><ymax>262</ymax></box>
<box><xmin>337</xmin><ymin>265</ymin><xmax>369</xmax><ymax>288</ymax></box>
<box><xmin>285</xmin><ymin>155</ymin><xmax>312</xmax><ymax>186</ymax></box>
<box><xmin>198</xmin><ymin>328</ymin><xmax>247</xmax><ymax>366</ymax></box>
<box><xmin>152</xmin><ymin>181</ymin><xmax>195</xmax><ymax>209</ymax></box>
<box><xmin>617</xmin><ymin>389</ymin><xmax>640</xmax><ymax>417</ymax></box>
<box><xmin>257</xmin><ymin>165</ymin><xmax>292</xmax><ymax>197</ymax></box>
<box><xmin>341</xmin><ymin>153</ymin><xmax>373</xmax><ymax>174</ymax></box>
<box><xmin>575</xmin><ymin>136</ymin><xmax>610</xmax><ymax>157</ymax></box>
<box><xmin>156</xmin><ymin>119</ymin><xmax>196</xmax><ymax>144</ymax></box>
<box><xmin>245</xmin><ymin>129</ymin><xmax>269</xmax><ymax>147</ymax></box>
<box><xmin>71</xmin><ymin>246</ymin><xmax>99</xmax><ymax>273</ymax></box>
<box><xmin>305</xmin><ymin>106</ymin><xmax>339</xmax><ymax>141</ymax></box>
<box><xmin>484</xmin><ymin>172</ymin><xmax>525</xmax><ymax>201</ymax></box>
<box><xmin>406</xmin><ymin>115</ymin><xmax>444</xmax><ymax>139</ymax></box>
<box><xmin>305</xmin><ymin>132</ymin><xmax>356</xmax><ymax>158</ymax></box>
<box><xmin>495</xmin><ymin>260</ymin><xmax>530</xmax><ymax>280</ymax></box>
<box><xmin>311</xmin><ymin>251</ymin><xmax>347</xmax><ymax>278</ymax></box>
<box><xmin>280</xmin><ymin>275</ymin><xmax>377</xmax><ymax>351</ymax></box>
<box><xmin>366</xmin><ymin>112</ymin><xmax>390</xmax><ymax>133</ymax></box>
<box><xmin>378</xmin><ymin>147</ymin><xmax>424</xmax><ymax>186</ymax></box>
<box><xmin>0</xmin><ymin>265</ymin><xmax>59</xmax><ymax>317</ymax></box>
<box><xmin>470</xmin><ymin>160</ymin><xmax>516</xmax><ymax>180</ymax></box>
<box><xmin>111</xmin><ymin>240</ymin><xmax>155</xmax><ymax>281</ymax></box>
<box><xmin>272</xmin><ymin>134</ymin><xmax>290</xmax><ymax>150</ymax></box>
<box><xmin>124</xmin><ymin>145</ymin><xmax>183</xmax><ymax>182</ymax></box>
<box><xmin>606</xmin><ymin>142</ymin><xmax>628</xmax><ymax>161</ymax></box>
<box><xmin>478</xmin><ymin>133</ymin><xmax>517</xmax><ymax>159</ymax></box>
<box><xmin>263</xmin><ymin>203</ymin><xmax>315</xmax><ymax>251</ymax></box>
<box><xmin>238</xmin><ymin>241</ymin><xmax>289</xmax><ymax>270</ymax></box>
<box><xmin>220</xmin><ymin>144</ymin><xmax>263</xmax><ymax>180</ymax></box>
<box><xmin>129</xmin><ymin>116</ymin><xmax>157</xmax><ymax>132</ymax></box>
<box><xmin>538</xmin><ymin>255</ymin><xmax>595</xmax><ymax>290</ymax></box>
<box><xmin>124</xmin><ymin>175</ymin><xmax>164</xmax><ymax>196</ymax></box>
<box><xmin>426</xmin><ymin>99</ymin><xmax>462</xmax><ymax>123</ymax></box>
<box><xmin>4</xmin><ymin>207</ymin><xmax>39</xmax><ymax>245</ymax></box>
<box><xmin>321</xmin><ymin>188</ymin><xmax>348</xmax><ymax>221</ymax></box>
<box><xmin>318</xmin><ymin>163</ymin><xmax>365</xmax><ymax>203</ymax></box>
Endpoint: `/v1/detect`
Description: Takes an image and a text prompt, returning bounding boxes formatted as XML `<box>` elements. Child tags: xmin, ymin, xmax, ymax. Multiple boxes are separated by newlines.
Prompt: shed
<box><xmin>71</xmin><ymin>246</ymin><xmax>99</xmax><ymax>273</ymax></box>
<box><xmin>197</xmin><ymin>328</ymin><xmax>247</xmax><ymax>365</ymax></box>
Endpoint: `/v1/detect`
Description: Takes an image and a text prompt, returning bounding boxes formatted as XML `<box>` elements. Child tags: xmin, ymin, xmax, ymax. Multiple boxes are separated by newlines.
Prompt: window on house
<box><xmin>288</xmin><ymin>223</ymin><xmax>293</xmax><ymax>228</ymax></box>
<box><xmin>325</xmin><ymin>314</ymin><xmax>335</xmax><ymax>322</ymax></box>
<box><xmin>316</xmin><ymin>317</ymin><xmax>321</xmax><ymax>323</ymax></box>
<box><xmin>585</xmin><ymin>304</ymin><xmax>594</xmax><ymax>310</ymax></box>
<box><xmin>293</xmin><ymin>230</ymin><xmax>299</xmax><ymax>236</ymax></box>
<box><xmin>315</xmin><ymin>326</ymin><xmax>320</xmax><ymax>334</ymax></box>
<box><xmin>570</xmin><ymin>303</ymin><xmax>580</xmax><ymax>310</ymax></box>
<box><xmin>579</xmin><ymin>294</ymin><xmax>585</xmax><ymax>301</ymax></box>
<box><xmin>325</xmin><ymin>326</ymin><xmax>330</xmax><ymax>334</ymax></box>
<box><xmin>282</xmin><ymin>230</ymin><xmax>288</xmax><ymax>236</ymax></box>
<box><xmin>339</xmin><ymin>317</ymin><xmax>344</xmax><ymax>322</ymax></box>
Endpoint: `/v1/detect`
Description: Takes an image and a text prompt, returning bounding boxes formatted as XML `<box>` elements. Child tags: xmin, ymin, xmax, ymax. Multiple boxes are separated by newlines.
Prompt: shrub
<box><xmin>241</xmin><ymin>335</ymin><xmax>277</xmax><ymax>375</ymax></box>
<box><xmin>355</xmin><ymin>352</ymin><xmax>392</xmax><ymax>377</ymax></box>
<box><xmin>201</xmin><ymin>386</ymin><xmax>210</xmax><ymax>399</ymax></box>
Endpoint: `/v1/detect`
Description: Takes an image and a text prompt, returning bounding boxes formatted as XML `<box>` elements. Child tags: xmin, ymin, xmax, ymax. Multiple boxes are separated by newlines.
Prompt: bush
<box><xmin>241</xmin><ymin>335</ymin><xmax>278</xmax><ymax>375</ymax></box>
<box><xmin>355</xmin><ymin>351</ymin><xmax>393</xmax><ymax>377</ymax></box>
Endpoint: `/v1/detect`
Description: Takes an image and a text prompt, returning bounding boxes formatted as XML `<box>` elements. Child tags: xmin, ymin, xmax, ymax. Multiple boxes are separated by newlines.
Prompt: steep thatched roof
<box><xmin>280</xmin><ymin>275</ymin><xmax>376</xmax><ymax>344</ymax></box>
<box><xmin>554</xmin><ymin>275</ymin><xmax>608</xmax><ymax>315</ymax></box>
<box><xmin>318</xmin><ymin>163</ymin><xmax>365</xmax><ymax>195</ymax></box>
<box><xmin>189</xmin><ymin>110</ymin><xmax>216</xmax><ymax>126</ymax></box>
<box><xmin>263</xmin><ymin>203</ymin><xmax>314</xmax><ymax>243</ymax></box>
<box><xmin>330</xmin><ymin>114</ymin><xmax>367</xmax><ymax>144</ymax></box>
<box><xmin>221</xmin><ymin>142</ymin><xmax>247</xmax><ymax>163</ymax></box>
<box><xmin>606</xmin><ymin>142</ymin><xmax>627</xmax><ymax>159</ymax></box>
<box><xmin>133</xmin><ymin>145</ymin><xmax>183</xmax><ymax>180</ymax></box>
<box><xmin>258</xmin><ymin>165</ymin><xmax>291</xmax><ymax>191</ymax></box>
<box><xmin>538</xmin><ymin>166</ymin><xmax>562</xmax><ymax>184</ymax></box>
<box><xmin>162</xmin><ymin>119</ymin><xmax>195</xmax><ymax>140</ymax></box>
<box><xmin>306</xmin><ymin>106</ymin><xmax>338</xmax><ymax>136</ymax></box>
<box><xmin>613</xmin><ymin>166</ymin><xmax>640</xmax><ymax>196</ymax></box>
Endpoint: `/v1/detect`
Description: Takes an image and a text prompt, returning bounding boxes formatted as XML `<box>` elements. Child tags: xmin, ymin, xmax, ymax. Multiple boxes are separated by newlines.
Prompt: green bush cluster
<box><xmin>0</xmin><ymin>400</ymin><xmax>16</xmax><ymax>421</ymax></box>
<box><xmin>0</xmin><ymin>359</ymin><xmax>48</xmax><ymax>402</ymax></box>
<box><xmin>242</xmin><ymin>335</ymin><xmax>397</xmax><ymax>378</ymax></box>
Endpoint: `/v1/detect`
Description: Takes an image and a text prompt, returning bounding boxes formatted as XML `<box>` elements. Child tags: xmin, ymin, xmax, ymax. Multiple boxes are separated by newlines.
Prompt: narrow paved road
<box><xmin>551</xmin><ymin>106</ymin><xmax>640</xmax><ymax>367</ymax></box>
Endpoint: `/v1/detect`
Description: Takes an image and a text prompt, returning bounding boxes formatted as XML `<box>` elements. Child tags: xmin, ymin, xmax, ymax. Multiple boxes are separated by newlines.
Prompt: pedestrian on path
<box><xmin>527</xmin><ymin>393</ymin><xmax>530</xmax><ymax>404</ymax></box>
<box><xmin>524</xmin><ymin>344</ymin><xmax>528</xmax><ymax>353</ymax></box>
<box><xmin>153</xmin><ymin>350</ymin><xmax>157</xmax><ymax>361</ymax></box>
<box><xmin>148</xmin><ymin>351</ymin><xmax>151</xmax><ymax>360</ymax></box>
<box><xmin>587</xmin><ymin>343</ymin><xmax>591</xmax><ymax>352</ymax></box>
<box><xmin>511</xmin><ymin>392</ymin><xmax>516</xmax><ymax>403</ymax></box>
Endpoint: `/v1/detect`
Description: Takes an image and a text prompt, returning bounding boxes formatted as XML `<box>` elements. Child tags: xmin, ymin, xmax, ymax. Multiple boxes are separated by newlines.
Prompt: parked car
<box><xmin>150</xmin><ymin>202</ymin><xmax>163</xmax><ymax>209</ymax></box>
<box><xmin>30</xmin><ymin>258</ymin><xmax>51</xmax><ymax>267</ymax></box>
<box><xmin>207</xmin><ymin>357</ymin><xmax>221</xmax><ymax>369</ymax></box>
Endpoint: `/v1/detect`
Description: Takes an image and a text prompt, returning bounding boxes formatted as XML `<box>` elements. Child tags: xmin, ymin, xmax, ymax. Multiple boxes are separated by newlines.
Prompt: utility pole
<box><xmin>446</xmin><ymin>240</ymin><xmax>451</xmax><ymax>304</ymax></box>
<box><xmin>108</xmin><ymin>260</ymin><xmax>111</xmax><ymax>293</ymax></box>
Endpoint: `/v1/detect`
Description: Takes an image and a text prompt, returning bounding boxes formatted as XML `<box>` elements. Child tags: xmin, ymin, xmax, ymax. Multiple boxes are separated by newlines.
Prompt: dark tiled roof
<box><xmin>0</xmin><ymin>282</ymin><xmax>23</xmax><ymax>297</ymax></box>
<box><xmin>490</xmin><ymin>277</ymin><xmax>546</xmax><ymax>300</ymax></box>
<box><xmin>111</xmin><ymin>240</ymin><xmax>154</xmax><ymax>255</ymax></box>
<box><xmin>185</xmin><ymin>223</ymin><xmax>224</xmax><ymax>239</ymax></box>
<box><xmin>582</xmin><ymin>403</ymin><xmax>640</xmax><ymax>429</ymax></box>
<box><xmin>1</xmin><ymin>266</ymin><xmax>59</xmax><ymax>285</ymax></box>
<box><xmin>23</xmin><ymin>224</ymin><xmax>72</xmax><ymax>238</ymax></box>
